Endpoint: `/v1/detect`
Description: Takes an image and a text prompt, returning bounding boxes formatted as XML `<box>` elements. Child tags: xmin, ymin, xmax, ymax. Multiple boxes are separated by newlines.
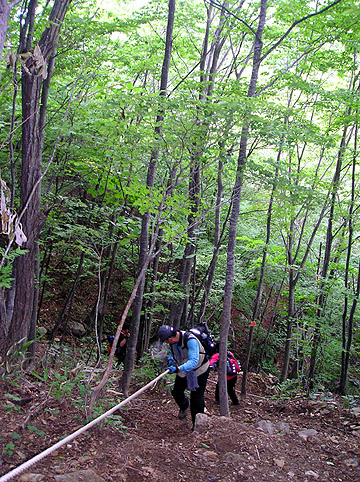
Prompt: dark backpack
<box><xmin>107</xmin><ymin>334</ymin><xmax>126</xmax><ymax>363</ymax></box>
<box><xmin>184</xmin><ymin>323</ymin><xmax>216</xmax><ymax>360</ymax></box>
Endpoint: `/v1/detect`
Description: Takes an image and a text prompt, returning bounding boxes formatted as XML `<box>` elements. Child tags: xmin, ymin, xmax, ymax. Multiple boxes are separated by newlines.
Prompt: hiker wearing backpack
<box><xmin>209</xmin><ymin>347</ymin><xmax>241</xmax><ymax>406</ymax></box>
<box><xmin>158</xmin><ymin>325</ymin><xmax>210</xmax><ymax>430</ymax></box>
<box><xmin>107</xmin><ymin>322</ymin><xmax>130</xmax><ymax>366</ymax></box>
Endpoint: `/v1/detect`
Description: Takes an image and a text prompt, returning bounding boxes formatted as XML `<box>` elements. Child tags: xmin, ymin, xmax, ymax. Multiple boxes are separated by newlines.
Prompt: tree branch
<box><xmin>9</xmin><ymin>0</ymin><xmax>22</xmax><ymax>8</ymax></box>
<box><xmin>260</xmin><ymin>0</ymin><xmax>344</xmax><ymax>62</ymax></box>
<box><xmin>207</xmin><ymin>0</ymin><xmax>258</xmax><ymax>38</ymax></box>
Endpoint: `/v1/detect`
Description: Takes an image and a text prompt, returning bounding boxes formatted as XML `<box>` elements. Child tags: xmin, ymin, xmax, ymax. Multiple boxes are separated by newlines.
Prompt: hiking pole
<box><xmin>0</xmin><ymin>370</ymin><xmax>170</xmax><ymax>482</ymax></box>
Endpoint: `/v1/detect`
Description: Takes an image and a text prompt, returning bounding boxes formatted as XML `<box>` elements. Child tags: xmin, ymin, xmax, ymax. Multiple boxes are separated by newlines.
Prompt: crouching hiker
<box><xmin>158</xmin><ymin>325</ymin><xmax>210</xmax><ymax>430</ymax></box>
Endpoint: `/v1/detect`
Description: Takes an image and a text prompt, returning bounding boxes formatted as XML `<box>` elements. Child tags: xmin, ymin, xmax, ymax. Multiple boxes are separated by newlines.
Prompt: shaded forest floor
<box><xmin>1</xmin><ymin>360</ymin><xmax>360</xmax><ymax>482</ymax></box>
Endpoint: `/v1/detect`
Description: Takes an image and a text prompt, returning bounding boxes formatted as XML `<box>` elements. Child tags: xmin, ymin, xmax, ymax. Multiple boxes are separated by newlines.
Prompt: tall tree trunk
<box><xmin>84</xmin><ymin>214</ymin><xmax>119</xmax><ymax>334</ymax></box>
<box><xmin>49</xmin><ymin>251</ymin><xmax>85</xmax><ymax>343</ymax></box>
<box><xmin>139</xmin><ymin>169</ymin><xmax>176</xmax><ymax>355</ymax></box>
<box><xmin>168</xmin><ymin>1</ymin><xmax>229</xmax><ymax>329</ymax></box>
<box><xmin>1</xmin><ymin>0</ymin><xmax>72</xmax><ymax>359</ymax></box>
<box><xmin>280</xmin><ymin>260</ymin><xmax>296</xmax><ymax>382</ymax></box>
<box><xmin>168</xmin><ymin>161</ymin><xmax>200</xmax><ymax>328</ymax></box>
<box><xmin>197</xmin><ymin>153</ymin><xmax>224</xmax><ymax>323</ymax></box>
<box><xmin>258</xmin><ymin>277</ymin><xmax>285</xmax><ymax>372</ymax></box>
<box><xmin>98</xmin><ymin>241</ymin><xmax>118</xmax><ymax>336</ymax></box>
<box><xmin>241</xmin><ymin>141</ymin><xmax>282</xmax><ymax>396</ymax></box>
<box><xmin>0</xmin><ymin>0</ymin><xmax>22</xmax><ymax>69</ymax></box>
<box><xmin>120</xmin><ymin>0</ymin><xmax>176</xmax><ymax>396</ymax></box>
<box><xmin>138</xmin><ymin>228</ymin><xmax>163</xmax><ymax>356</ymax></box>
<box><xmin>280</xmin><ymin>171</ymin><xmax>328</xmax><ymax>383</ymax></box>
<box><xmin>307</xmin><ymin>100</ymin><xmax>353</xmax><ymax>389</ymax></box>
<box><xmin>27</xmin><ymin>243</ymin><xmax>39</xmax><ymax>361</ymax></box>
<box><xmin>279</xmin><ymin>116</ymin><xmax>333</xmax><ymax>383</ymax></box>
<box><xmin>338</xmin><ymin>257</ymin><xmax>360</xmax><ymax>394</ymax></box>
<box><xmin>337</xmin><ymin>122</ymin><xmax>358</xmax><ymax>394</ymax></box>
<box><xmin>219</xmin><ymin>0</ymin><xmax>267</xmax><ymax>417</ymax></box>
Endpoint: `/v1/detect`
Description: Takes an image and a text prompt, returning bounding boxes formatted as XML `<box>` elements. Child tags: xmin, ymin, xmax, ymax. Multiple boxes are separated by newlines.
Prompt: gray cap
<box><xmin>158</xmin><ymin>325</ymin><xmax>176</xmax><ymax>342</ymax></box>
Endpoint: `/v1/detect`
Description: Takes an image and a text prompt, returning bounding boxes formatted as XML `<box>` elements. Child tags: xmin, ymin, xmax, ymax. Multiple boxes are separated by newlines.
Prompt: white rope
<box><xmin>0</xmin><ymin>370</ymin><xmax>170</xmax><ymax>482</ymax></box>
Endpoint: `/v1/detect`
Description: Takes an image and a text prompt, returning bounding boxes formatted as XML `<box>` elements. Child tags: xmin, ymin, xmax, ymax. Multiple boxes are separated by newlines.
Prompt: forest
<box><xmin>1</xmin><ymin>0</ymin><xmax>360</xmax><ymax>423</ymax></box>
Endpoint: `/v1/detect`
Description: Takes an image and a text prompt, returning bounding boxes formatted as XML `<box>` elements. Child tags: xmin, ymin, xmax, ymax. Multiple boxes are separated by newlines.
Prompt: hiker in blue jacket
<box><xmin>158</xmin><ymin>325</ymin><xmax>209</xmax><ymax>430</ymax></box>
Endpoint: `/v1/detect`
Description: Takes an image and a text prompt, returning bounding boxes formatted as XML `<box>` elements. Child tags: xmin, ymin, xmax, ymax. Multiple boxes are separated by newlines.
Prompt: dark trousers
<box><xmin>171</xmin><ymin>368</ymin><xmax>209</xmax><ymax>425</ymax></box>
<box><xmin>115</xmin><ymin>348</ymin><xmax>126</xmax><ymax>366</ymax></box>
<box><xmin>215</xmin><ymin>375</ymin><xmax>238</xmax><ymax>404</ymax></box>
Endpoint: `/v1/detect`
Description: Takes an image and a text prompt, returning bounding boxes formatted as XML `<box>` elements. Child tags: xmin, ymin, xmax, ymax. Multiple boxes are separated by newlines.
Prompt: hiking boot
<box><xmin>178</xmin><ymin>407</ymin><xmax>188</xmax><ymax>420</ymax></box>
<box><xmin>178</xmin><ymin>401</ymin><xmax>189</xmax><ymax>420</ymax></box>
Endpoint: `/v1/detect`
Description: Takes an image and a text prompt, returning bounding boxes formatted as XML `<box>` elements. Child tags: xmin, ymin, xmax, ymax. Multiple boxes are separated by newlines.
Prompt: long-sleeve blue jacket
<box><xmin>168</xmin><ymin>336</ymin><xmax>199</xmax><ymax>372</ymax></box>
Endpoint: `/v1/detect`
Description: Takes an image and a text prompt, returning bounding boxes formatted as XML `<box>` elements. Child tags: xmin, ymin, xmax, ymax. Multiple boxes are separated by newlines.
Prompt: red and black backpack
<box><xmin>226</xmin><ymin>351</ymin><xmax>241</xmax><ymax>376</ymax></box>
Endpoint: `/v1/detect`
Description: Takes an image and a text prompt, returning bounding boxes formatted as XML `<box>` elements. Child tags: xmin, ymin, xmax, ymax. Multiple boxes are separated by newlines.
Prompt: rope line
<box><xmin>0</xmin><ymin>370</ymin><xmax>169</xmax><ymax>482</ymax></box>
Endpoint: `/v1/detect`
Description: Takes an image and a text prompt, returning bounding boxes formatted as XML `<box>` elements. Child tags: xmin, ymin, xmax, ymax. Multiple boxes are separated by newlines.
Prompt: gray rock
<box><xmin>253</xmin><ymin>420</ymin><xmax>290</xmax><ymax>436</ymax></box>
<box><xmin>37</xmin><ymin>326</ymin><xmax>47</xmax><ymax>337</ymax></box>
<box><xmin>298</xmin><ymin>429</ymin><xmax>318</xmax><ymax>441</ymax></box>
<box><xmin>254</xmin><ymin>420</ymin><xmax>275</xmax><ymax>435</ymax></box>
<box><xmin>193</xmin><ymin>412</ymin><xmax>210</xmax><ymax>431</ymax></box>
<box><xmin>70</xmin><ymin>322</ymin><xmax>86</xmax><ymax>337</ymax></box>
<box><xmin>343</xmin><ymin>458</ymin><xmax>359</xmax><ymax>468</ymax></box>
<box><xmin>223</xmin><ymin>452</ymin><xmax>243</xmax><ymax>463</ymax></box>
<box><xmin>350</xmin><ymin>407</ymin><xmax>360</xmax><ymax>417</ymax></box>
<box><xmin>304</xmin><ymin>470</ymin><xmax>319</xmax><ymax>479</ymax></box>
<box><xmin>275</xmin><ymin>421</ymin><xmax>291</xmax><ymax>434</ymax></box>
<box><xmin>54</xmin><ymin>469</ymin><xmax>105</xmax><ymax>482</ymax></box>
<box><xmin>19</xmin><ymin>474</ymin><xmax>46</xmax><ymax>482</ymax></box>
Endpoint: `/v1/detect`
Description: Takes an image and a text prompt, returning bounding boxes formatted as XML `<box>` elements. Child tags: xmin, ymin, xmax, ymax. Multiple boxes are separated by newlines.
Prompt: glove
<box><xmin>167</xmin><ymin>365</ymin><xmax>178</xmax><ymax>374</ymax></box>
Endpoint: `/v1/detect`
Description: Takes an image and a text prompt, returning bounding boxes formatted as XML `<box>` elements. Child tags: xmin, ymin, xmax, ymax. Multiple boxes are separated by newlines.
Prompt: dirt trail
<box><xmin>1</xmin><ymin>372</ymin><xmax>359</xmax><ymax>481</ymax></box>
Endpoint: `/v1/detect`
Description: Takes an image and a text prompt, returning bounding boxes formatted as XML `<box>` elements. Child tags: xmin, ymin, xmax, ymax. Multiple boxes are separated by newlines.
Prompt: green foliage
<box><xmin>2</xmin><ymin>442</ymin><xmax>16</xmax><ymax>456</ymax></box>
<box><xmin>3</xmin><ymin>393</ymin><xmax>23</xmax><ymax>414</ymax></box>
<box><xmin>79</xmin><ymin>389</ymin><xmax>127</xmax><ymax>434</ymax></box>
<box><xmin>315</xmin><ymin>339</ymin><xmax>343</xmax><ymax>388</ymax></box>
<box><xmin>1</xmin><ymin>432</ymin><xmax>22</xmax><ymax>458</ymax></box>
<box><xmin>0</xmin><ymin>248</ymin><xmax>27</xmax><ymax>288</ymax></box>
<box><xmin>272</xmin><ymin>378</ymin><xmax>305</xmax><ymax>400</ymax></box>
<box><xmin>1</xmin><ymin>338</ymin><xmax>35</xmax><ymax>384</ymax></box>
<box><xmin>136</xmin><ymin>351</ymin><xmax>165</xmax><ymax>381</ymax></box>
<box><xmin>1</xmin><ymin>0</ymin><xmax>360</xmax><ymax>396</ymax></box>
<box><xmin>27</xmin><ymin>425</ymin><xmax>46</xmax><ymax>437</ymax></box>
<box><xmin>135</xmin><ymin>351</ymin><xmax>171</xmax><ymax>393</ymax></box>
<box><xmin>341</xmin><ymin>394</ymin><xmax>360</xmax><ymax>409</ymax></box>
<box><xmin>253</xmin><ymin>325</ymin><xmax>283</xmax><ymax>374</ymax></box>
<box><xmin>30</xmin><ymin>364</ymin><xmax>81</xmax><ymax>400</ymax></box>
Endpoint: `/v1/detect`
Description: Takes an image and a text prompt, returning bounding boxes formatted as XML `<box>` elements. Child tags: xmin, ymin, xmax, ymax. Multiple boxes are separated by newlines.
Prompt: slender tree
<box><xmin>0</xmin><ymin>0</ymin><xmax>72</xmax><ymax>359</ymax></box>
<box><xmin>240</xmin><ymin>134</ymin><xmax>283</xmax><ymax>396</ymax></box>
<box><xmin>168</xmin><ymin>0</ymin><xmax>230</xmax><ymax>329</ymax></box>
<box><xmin>337</xmin><ymin>121</ymin><xmax>359</xmax><ymax>394</ymax></box>
<box><xmin>0</xmin><ymin>0</ymin><xmax>21</xmax><ymax>68</ymax></box>
<box><xmin>219</xmin><ymin>0</ymin><xmax>267</xmax><ymax>417</ymax></box>
<box><xmin>307</xmin><ymin>81</ymin><xmax>358</xmax><ymax>388</ymax></box>
<box><xmin>120</xmin><ymin>0</ymin><xmax>176</xmax><ymax>396</ymax></box>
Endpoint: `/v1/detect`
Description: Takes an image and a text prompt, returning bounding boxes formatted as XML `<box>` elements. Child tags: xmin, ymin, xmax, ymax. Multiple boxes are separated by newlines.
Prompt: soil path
<box><xmin>1</xmin><ymin>372</ymin><xmax>359</xmax><ymax>481</ymax></box>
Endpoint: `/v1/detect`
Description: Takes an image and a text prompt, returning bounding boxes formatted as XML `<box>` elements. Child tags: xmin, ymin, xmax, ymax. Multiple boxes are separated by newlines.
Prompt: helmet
<box><xmin>158</xmin><ymin>325</ymin><xmax>176</xmax><ymax>342</ymax></box>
